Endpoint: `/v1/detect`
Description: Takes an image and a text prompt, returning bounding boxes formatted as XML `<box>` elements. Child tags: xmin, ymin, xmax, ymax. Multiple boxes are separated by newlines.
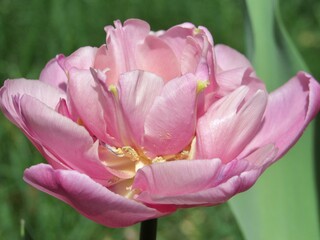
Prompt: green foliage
<box><xmin>229</xmin><ymin>1</ymin><xmax>320</xmax><ymax>240</ymax></box>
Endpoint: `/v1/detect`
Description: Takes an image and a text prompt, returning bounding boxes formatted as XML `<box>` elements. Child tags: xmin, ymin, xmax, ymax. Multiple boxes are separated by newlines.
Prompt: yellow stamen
<box><xmin>193</xmin><ymin>28</ymin><xmax>202</xmax><ymax>36</ymax></box>
<box><xmin>122</xmin><ymin>146</ymin><xmax>140</xmax><ymax>161</ymax></box>
<box><xmin>108</xmin><ymin>84</ymin><xmax>118</xmax><ymax>98</ymax></box>
<box><xmin>197</xmin><ymin>80</ymin><xmax>210</xmax><ymax>93</ymax></box>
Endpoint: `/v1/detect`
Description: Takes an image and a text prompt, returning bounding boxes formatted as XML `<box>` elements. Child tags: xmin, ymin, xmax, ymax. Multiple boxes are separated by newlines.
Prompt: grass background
<box><xmin>0</xmin><ymin>0</ymin><xmax>319</xmax><ymax>239</ymax></box>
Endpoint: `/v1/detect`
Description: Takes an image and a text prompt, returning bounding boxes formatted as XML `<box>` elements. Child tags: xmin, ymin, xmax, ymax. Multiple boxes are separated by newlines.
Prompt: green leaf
<box><xmin>228</xmin><ymin>1</ymin><xmax>320</xmax><ymax>240</ymax></box>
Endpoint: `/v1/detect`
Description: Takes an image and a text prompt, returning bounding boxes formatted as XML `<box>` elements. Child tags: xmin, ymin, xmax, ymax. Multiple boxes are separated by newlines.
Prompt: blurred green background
<box><xmin>0</xmin><ymin>0</ymin><xmax>319</xmax><ymax>239</ymax></box>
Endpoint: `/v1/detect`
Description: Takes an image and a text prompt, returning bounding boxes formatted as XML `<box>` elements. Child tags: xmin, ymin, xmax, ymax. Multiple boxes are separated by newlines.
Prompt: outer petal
<box><xmin>240</xmin><ymin>72</ymin><xmax>320</xmax><ymax>159</ymax></box>
<box><xmin>196</xmin><ymin>86</ymin><xmax>267</xmax><ymax>162</ymax></box>
<box><xmin>24</xmin><ymin>164</ymin><xmax>169</xmax><ymax>227</ymax></box>
<box><xmin>133</xmin><ymin>159</ymin><xmax>223</xmax><ymax>198</ymax></box>
<box><xmin>19</xmin><ymin>95</ymin><xmax>113</xmax><ymax>182</ymax></box>
<box><xmin>134</xmin><ymin>145</ymin><xmax>277</xmax><ymax>205</ymax></box>
<box><xmin>39</xmin><ymin>57</ymin><xmax>68</xmax><ymax>91</ymax></box>
<box><xmin>118</xmin><ymin>70</ymin><xmax>164</xmax><ymax>145</ymax></box>
<box><xmin>215</xmin><ymin>44</ymin><xmax>252</xmax><ymax>72</ymax></box>
<box><xmin>143</xmin><ymin>74</ymin><xmax>198</xmax><ymax>156</ymax></box>
<box><xmin>0</xmin><ymin>79</ymin><xmax>65</xmax><ymax>126</ymax></box>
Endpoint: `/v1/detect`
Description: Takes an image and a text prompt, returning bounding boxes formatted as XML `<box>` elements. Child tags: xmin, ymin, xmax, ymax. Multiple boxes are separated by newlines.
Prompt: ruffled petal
<box><xmin>19</xmin><ymin>95</ymin><xmax>113</xmax><ymax>182</ymax></box>
<box><xmin>134</xmin><ymin>145</ymin><xmax>277</xmax><ymax>205</ymax></box>
<box><xmin>240</xmin><ymin>71</ymin><xmax>320</xmax><ymax>159</ymax></box>
<box><xmin>118</xmin><ymin>70</ymin><xmax>164</xmax><ymax>145</ymax></box>
<box><xmin>196</xmin><ymin>86</ymin><xmax>267</xmax><ymax>162</ymax></box>
<box><xmin>0</xmin><ymin>79</ymin><xmax>65</xmax><ymax>126</ymax></box>
<box><xmin>100</xmin><ymin>19</ymin><xmax>150</xmax><ymax>85</ymax></box>
<box><xmin>133</xmin><ymin>159</ymin><xmax>222</xmax><ymax>198</ymax></box>
<box><xmin>143</xmin><ymin>74</ymin><xmax>198</xmax><ymax>156</ymax></box>
<box><xmin>24</xmin><ymin>164</ymin><xmax>168</xmax><ymax>227</ymax></box>
<box><xmin>68</xmin><ymin>68</ymin><xmax>115</xmax><ymax>144</ymax></box>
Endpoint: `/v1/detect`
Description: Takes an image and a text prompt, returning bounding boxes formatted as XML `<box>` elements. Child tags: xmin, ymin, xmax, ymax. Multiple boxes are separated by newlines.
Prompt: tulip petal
<box><xmin>215</xmin><ymin>44</ymin><xmax>252</xmax><ymax>72</ymax></box>
<box><xmin>24</xmin><ymin>164</ymin><xmax>168</xmax><ymax>227</ymax></box>
<box><xmin>134</xmin><ymin>145</ymin><xmax>277</xmax><ymax>205</ymax></box>
<box><xmin>196</xmin><ymin>87</ymin><xmax>267</xmax><ymax>162</ymax></box>
<box><xmin>180</xmin><ymin>37</ymin><xmax>202</xmax><ymax>75</ymax></box>
<box><xmin>68</xmin><ymin>68</ymin><xmax>117</xmax><ymax>145</ymax></box>
<box><xmin>240</xmin><ymin>72</ymin><xmax>320</xmax><ymax>159</ymax></box>
<box><xmin>159</xmin><ymin>23</ymin><xmax>195</xmax><ymax>59</ymax></box>
<box><xmin>58</xmin><ymin>46</ymin><xmax>98</xmax><ymax>72</ymax></box>
<box><xmin>0</xmin><ymin>79</ymin><xmax>65</xmax><ymax>126</ymax></box>
<box><xmin>136</xmin><ymin>35</ymin><xmax>180</xmax><ymax>82</ymax></box>
<box><xmin>143</xmin><ymin>74</ymin><xmax>198</xmax><ymax>156</ymax></box>
<box><xmin>19</xmin><ymin>95</ymin><xmax>113</xmax><ymax>181</ymax></box>
<box><xmin>39</xmin><ymin>57</ymin><xmax>68</xmax><ymax>91</ymax></box>
<box><xmin>133</xmin><ymin>159</ymin><xmax>222</xmax><ymax>197</ymax></box>
<box><xmin>101</xmin><ymin>19</ymin><xmax>150</xmax><ymax>84</ymax></box>
<box><xmin>118</xmin><ymin>70</ymin><xmax>164</xmax><ymax>144</ymax></box>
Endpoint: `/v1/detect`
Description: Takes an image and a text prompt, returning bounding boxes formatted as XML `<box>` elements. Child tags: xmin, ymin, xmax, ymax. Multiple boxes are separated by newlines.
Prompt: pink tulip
<box><xmin>1</xmin><ymin>19</ymin><xmax>319</xmax><ymax>227</ymax></box>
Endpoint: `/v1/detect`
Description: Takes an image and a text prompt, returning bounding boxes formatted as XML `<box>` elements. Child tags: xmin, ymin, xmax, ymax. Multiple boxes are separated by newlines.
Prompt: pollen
<box><xmin>193</xmin><ymin>28</ymin><xmax>202</xmax><ymax>36</ymax></box>
<box><xmin>109</xmin><ymin>145</ymin><xmax>191</xmax><ymax>170</ymax></box>
<box><xmin>108</xmin><ymin>84</ymin><xmax>118</xmax><ymax>97</ymax></box>
<box><xmin>197</xmin><ymin>80</ymin><xmax>210</xmax><ymax>93</ymax></box>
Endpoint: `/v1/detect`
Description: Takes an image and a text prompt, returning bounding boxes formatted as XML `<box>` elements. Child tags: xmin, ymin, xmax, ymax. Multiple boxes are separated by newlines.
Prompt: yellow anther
<box><xmin>193</xmin><ymin>28</ymin><xmax>202</xmax><ymax>36</ymax></box>
<box><xmin>108</xmin><ymin>84</ymin><xmax>118</xmax><ymax>98</ymax></box>
<box><xmin>197</xmin><ymin>80</ymin><xmax>210</xmax><ymax>93</ymax></box>
<box><xmin>152</xmin><ymin>156</ymin><xmax>166</xmax><ymax>163</ymax></box>
<box><xmin>122</xmin><ymin>146</ymin><xmax>140</xmax><ymax>161</ymax></box>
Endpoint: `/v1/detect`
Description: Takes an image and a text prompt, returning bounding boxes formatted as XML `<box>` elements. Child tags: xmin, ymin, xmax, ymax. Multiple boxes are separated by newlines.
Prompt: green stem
<box><xmin>139</xmin><ymin>218</ymin><xmax>158</xmax><ymax>240</ymax></box>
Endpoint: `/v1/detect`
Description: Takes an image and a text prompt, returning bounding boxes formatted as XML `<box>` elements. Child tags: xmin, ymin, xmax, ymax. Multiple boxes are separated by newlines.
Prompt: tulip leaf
<box><xmin>228</xmin><ymin>1</ymin><xmax>320</xmax><ymax>240</ymax></box>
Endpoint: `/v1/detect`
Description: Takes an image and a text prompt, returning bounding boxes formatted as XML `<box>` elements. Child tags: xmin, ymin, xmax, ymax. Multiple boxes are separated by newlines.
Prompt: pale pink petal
<box><xmin>55</xmin><ymin>98</ymin><xmax>72</xmax><ymax>119</ymax></box>
<box><xmin>59</xmin><ymin>46</ymin><xmax>98</xmax><ymax>72</ymax></box>
<box><xmin>90</xmin><ymin>69</ymin><xmax>125</xmax><ymax>146</ymax></box>
<box><xmin>159</xmin><ymin>23</ymin><xmax>195</xmax><ymax>59</ymax></box>
<box><xmin>133</xmin><ymin>159</ymin><xmax>223</xmax><ymax>198</ymax></box>
<box><xmin>196</xmin><ymin>87</ymin><xmax>267</xmax><ymax>162</ymax></box>
<box><xmin>39</xmin><ymin>57</ymin><xmax>68</xmax><ymax>91</ymax></box>
<box><xmin>143</xmin><ymin>74</ymin><xmax>198</xmax><ymax>156</ymax></box>
<box><xmin>215</xmin><ymin>44</ymin><xmax>252</xmax><ymax>72</ymax></box>
<box><xmin>244</xmin><ymin>144</ymin><xmax>278</xmax><ymax>170</ymax></box>
<box><xmin>134</xmin><ymin>145</ymin><xmax>277</xmax><ymax>205</ymax></box>
<box><xmin>24</xmin><ymin>164</ymin><xmax>169</xmax><ymax>227</ymax></box>
<box><xmin>0</xmin><ymin>79</ymin><xmax>65</xmax><ymax>126</ymax></box>
<box><xmin>216</xmin><ymin>68</ymin><xmax>249</xmax><ymax>94</ymax></box>
<box><xmin>136</xmin><ymin>35</ymin><xmax>180</xmax><ymax>82</ymax></box>
<box><xmin>240</xmin><ymin>71</ymin><xmax>320</xmax><ymax>159</ymax></box>
<box><xmin>198</xmin><ymin>26</ymin><xmax>214</xmax><ymax>46</ymax></box>
<box><xmin>180</xmin><ymin>37</ymin><xmax>202</xmax><ymax>75</ymax></box>
<box><xmin>216</xmin><ymin>68</ymin><xmax>265</xmax><ymax>99</ymax></box>
<box><xmin>19</xmin><ymin>95</ymin><xmax>113</xmax><ymax>182</ymax></box>
<box><xmin>118</xmin><ymin>70</ymin><xmax>164</xmax><ymax>145</ymax></box>
<box><xmin>68</xmin><ymin>68</ymin><xmax>115</xmax><ymax>145</ymax></box>
<box><xmin>100</xmin><ymin>19</ymin><xmax>150</xmax><ymax>84</ymax></box>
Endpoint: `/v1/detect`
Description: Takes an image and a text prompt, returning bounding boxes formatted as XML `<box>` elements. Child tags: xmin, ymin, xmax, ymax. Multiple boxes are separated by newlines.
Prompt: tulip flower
<box><xmin>0</xmin><ymin>19</ymin><xmax>319</xmax><ymax>228</ymax></box>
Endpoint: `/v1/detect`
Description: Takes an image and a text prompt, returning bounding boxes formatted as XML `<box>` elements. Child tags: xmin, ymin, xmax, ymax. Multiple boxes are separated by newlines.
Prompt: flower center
<box><xmin>107</xmin><ymin>145</ymin><xmax>191</xmax><ymax>173</ymax></box>
<box><xmin>99</xmin><ymin>139</ymin><xmax>196</xmax><ymax>199</ymax></box>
